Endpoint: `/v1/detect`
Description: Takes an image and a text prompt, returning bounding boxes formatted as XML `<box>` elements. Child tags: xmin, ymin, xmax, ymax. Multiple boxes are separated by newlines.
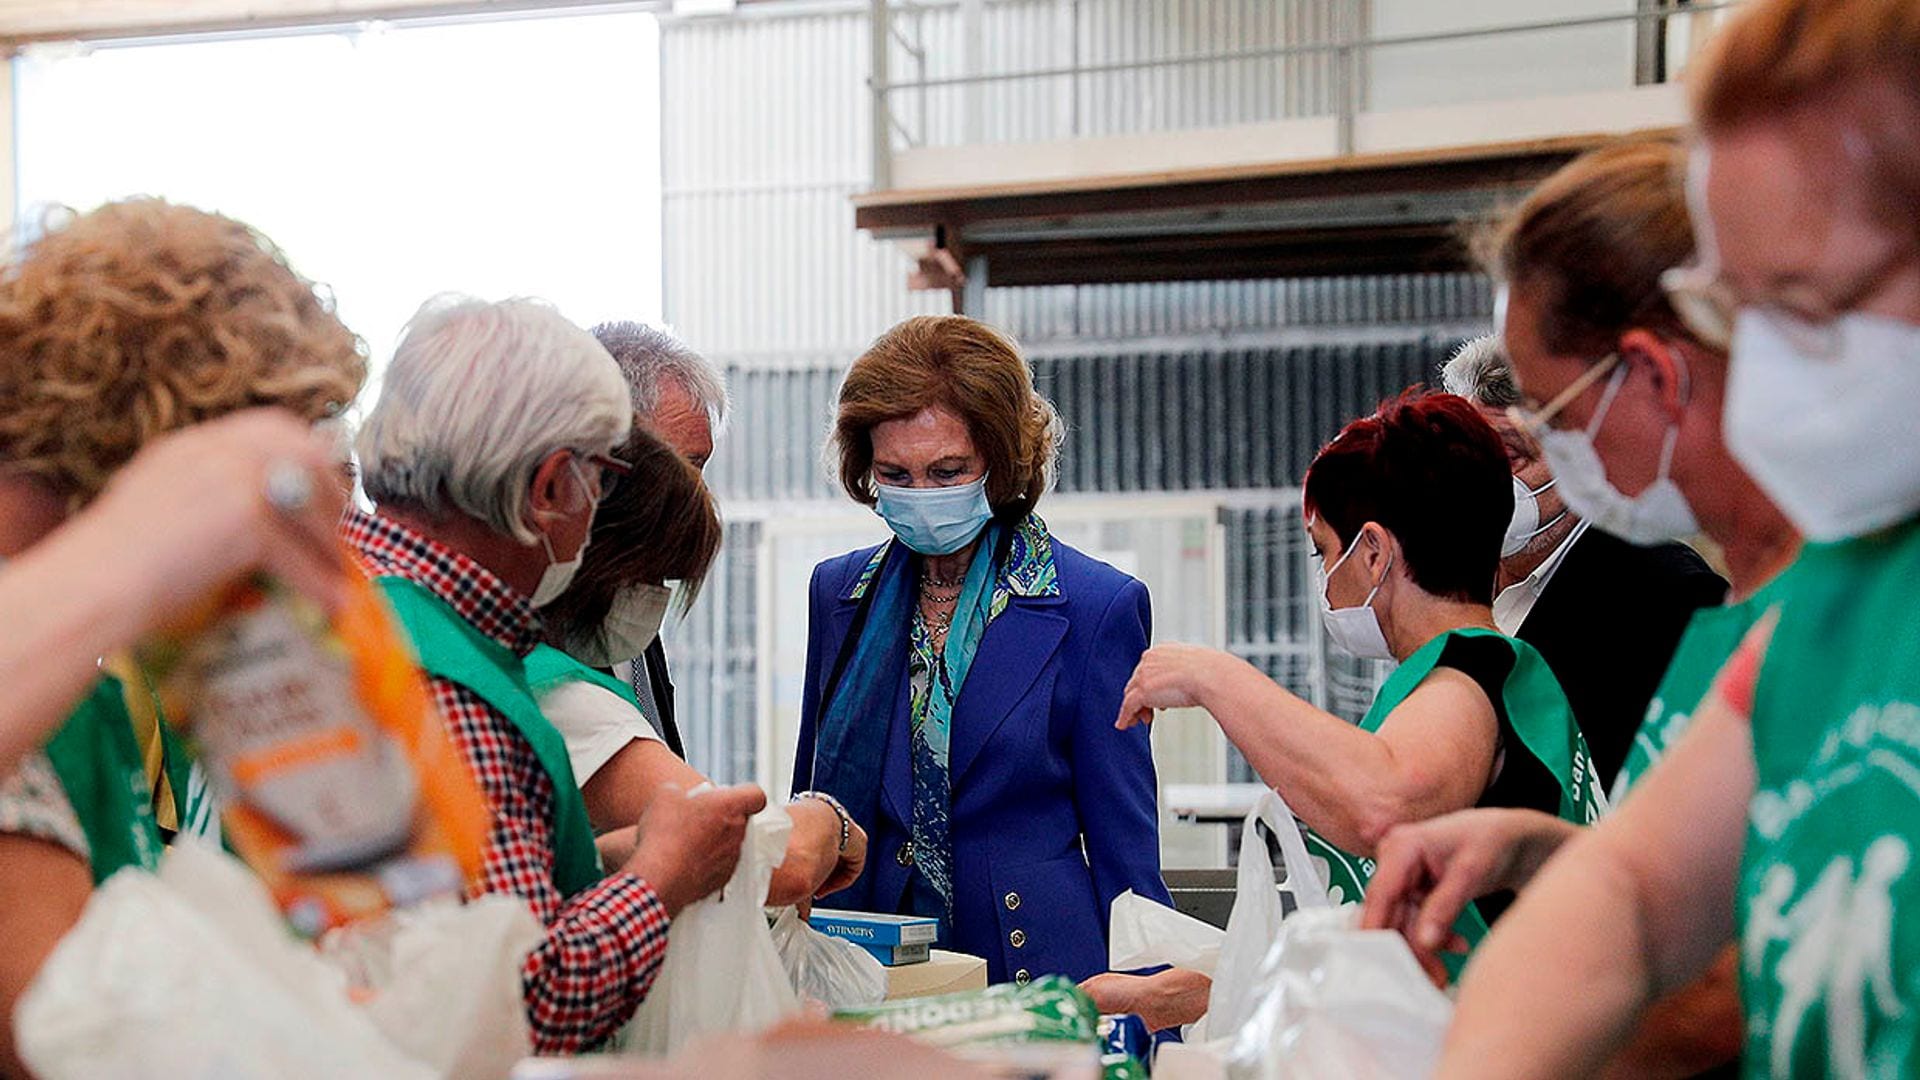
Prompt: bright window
<box><xmin>14</xmin><ymin>12</ymin><xmax>663</xmax><ymax>404</ymax></box>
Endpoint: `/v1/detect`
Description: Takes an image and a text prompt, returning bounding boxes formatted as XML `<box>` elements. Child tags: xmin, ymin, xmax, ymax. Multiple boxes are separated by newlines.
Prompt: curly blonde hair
<box><xmin>0</xmin><ymin>198</ymin><xmax>367</xmax><ymax>504</ymax></box>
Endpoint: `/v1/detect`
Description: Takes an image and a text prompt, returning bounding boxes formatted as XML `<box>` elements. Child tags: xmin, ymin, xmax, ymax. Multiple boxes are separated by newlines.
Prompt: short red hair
<box><xmin>1303</xmin><ymin>391</ymin><xmax>1512</xmax><ymax>606</ymax></box>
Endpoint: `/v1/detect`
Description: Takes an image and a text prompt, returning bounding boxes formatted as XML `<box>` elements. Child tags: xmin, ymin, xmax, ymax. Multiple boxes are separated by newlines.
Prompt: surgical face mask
<box><xmin>1537</xmin><ymin>363</ymin><xmax>1701</xmax><ymax>545</ymax></box>
<box><xmin>874</xmin><ymin>475</ymin><xmax>994</xmax><ymax>556</ymax></box>
<box><xmin>1503</xmin><ymin>475</ymin><xmax>1566</xmax><ymax>558</ymax></box>
<box><xmin>570</xmin><ymin>582</ymin><xmax>672</xmax><ymax>667</ymax></box>
<box><xmin>530</xmin><ymin>460</ymin><xmax>595</xmax><ymax>608</ymax></box>
<box><xmin>1319</xmin><ymin>530</ymin><xmax>1395</xmax><ymax>661</ymax></box>
<box><xmin>1726</xmin><ymin>307</ymin><xmax>1920</xmax><ymax>542</ymax></box>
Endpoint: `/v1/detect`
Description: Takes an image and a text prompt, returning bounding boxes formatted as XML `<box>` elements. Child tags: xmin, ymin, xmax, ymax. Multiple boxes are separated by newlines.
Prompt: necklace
<box><xmin>919</xmin><ymin>605</ymin><xmax>954</xmax><ymax>650</ymax></box>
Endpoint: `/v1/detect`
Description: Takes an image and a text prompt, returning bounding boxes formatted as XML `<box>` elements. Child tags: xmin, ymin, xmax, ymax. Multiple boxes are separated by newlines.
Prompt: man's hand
<box><xmin>623</xmin><ymin>783</ymin><xmax>768</xmax><ymax>916</ymax></box>
<box><xmin>1360</xmin><ymin>808</ymin><xmax>1583</xmax><ymax>963</ymax></box>
<box><xmin>1080</xmin><ymin>969</ymin><xmax>1212</xmax><ymax>1032</ymax></box>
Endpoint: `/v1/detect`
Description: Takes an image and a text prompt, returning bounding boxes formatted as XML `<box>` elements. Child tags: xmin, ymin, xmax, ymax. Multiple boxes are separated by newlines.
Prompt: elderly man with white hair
<box><xmin>348</xmin><ymin>296</ymin><xmax>766</xmax><ymax>1055</ymax></box>
<box><xmin>1442</xmin><ymin>335</ymin><xmax>1725</xmax><ymax>791</ymax></box>
<box><xmin>586</xmin><ymin>321</ymin><xmax>728</xmax><ymax>760</ymax></box>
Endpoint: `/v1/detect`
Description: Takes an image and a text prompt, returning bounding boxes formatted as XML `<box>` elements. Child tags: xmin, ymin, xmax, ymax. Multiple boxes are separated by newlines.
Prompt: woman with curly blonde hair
<box><xmin>792</xmin><ymin>315</ymin><xmax>1170</xmax><ymax>988</ymax></box>
<box><xmin>0</xmin><ymin>198</ymin><xmax>365</xmax><ymax>1077</ymax></box>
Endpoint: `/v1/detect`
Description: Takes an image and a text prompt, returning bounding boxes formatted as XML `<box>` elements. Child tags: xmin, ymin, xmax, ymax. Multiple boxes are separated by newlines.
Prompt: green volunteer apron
<box><xmin>1739</xmin><ymin>520</ymin><xmax>1920</xmax><ymax>1080</ymax></box>
<box><xmin>41</xmin><ymin>677</ymin><xmax>165</xmax><ymax>884</ymax></box>
<box><xmin>375</xmin><ymin>577</ymin><xmax>605</xmax><ymax>899</ymax></box>
<box><xmin>1303</xmin><ymin>628</ymin><xmax>1604</xmax><ymax>952</ymax></box>
<box><xmin>523</xmin><ymin>643</ymin><xmax>646</xmax><ymax>714</ymax></box>
<box><xmin>1610</xmin><ymin>577</ymin><xmax>1789</xmax><ymax>805</ymax></box>
<box><xmin>155</xmin><ymin>720</ymin><xmax>220</xmax><ymax>841</ymax></box>
<box><xmin>114</xmin><ymin>656</ymin><xmax>221</xmax><ymax>841</ymax></box>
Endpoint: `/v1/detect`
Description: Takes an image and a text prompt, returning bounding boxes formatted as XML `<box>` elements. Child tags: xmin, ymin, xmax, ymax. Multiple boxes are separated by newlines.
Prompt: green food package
<box><xmin>1101</xmin><ymin>1052</ymin><xmax>1149</xmax><ymax>1080</ymax></box>
<box><xmin>832</xmin><ymin>975</ymin><xmax>1101</xmax><ymax>1048</ymax></box>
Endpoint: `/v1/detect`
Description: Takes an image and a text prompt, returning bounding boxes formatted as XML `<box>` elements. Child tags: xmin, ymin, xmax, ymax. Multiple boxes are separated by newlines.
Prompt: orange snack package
<box><xmin>140</xmin><ymin>555</ymin><xmax>490</xmax><ymax>938</ymax></box>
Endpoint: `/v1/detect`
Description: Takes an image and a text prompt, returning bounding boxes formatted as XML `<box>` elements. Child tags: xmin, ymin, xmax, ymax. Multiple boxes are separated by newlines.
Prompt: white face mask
<box><xmin>530</xmin><ymin>459</ymin><xmax>595</xmax><ymax>609</ymax></box>
<box><xmin>1319</xmin><ymin>529</ymin><xmax>1395</xmax><ymax>661</ymax></box>
<box><xmin>1537</xmin><ymin>363</ymin><xmax>1701</xmax><ymax>545</ymax></box>
<box><xmin>1726</xmin><ymin>307</ymin><xmax>1920</xmax><ymax>541</ymax></box>
<box><xmin>1503</xmin><ymin>475</ymin><xmax>1566</xmax><ymax>558</ymax></box>
<box><xmin>569</xmin><ymin>582</ymin><xmax>673</xmax><ymax>667</ymax></box>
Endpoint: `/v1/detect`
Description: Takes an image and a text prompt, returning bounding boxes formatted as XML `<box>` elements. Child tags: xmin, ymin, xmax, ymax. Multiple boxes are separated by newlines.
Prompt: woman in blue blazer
<box><xmin>792</xmin><ymin>315</ymin><xmax>1171</xmax><ymax>986</ymax></box>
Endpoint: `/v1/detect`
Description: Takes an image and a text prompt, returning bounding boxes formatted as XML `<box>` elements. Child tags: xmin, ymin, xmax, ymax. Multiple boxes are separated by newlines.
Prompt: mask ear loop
<box><xmin>1585</xmin><ymin>363</ymin><xmax>1630</xmax><ymax>438</ymax></box>
<box><xmin>1654</xmin><ymin>348</ymin><xmax>1691</xmax><ymax>485</ymax></box>
<box><xmin>1323</xmin><ymin>525</ymin><xmax>1393</xmax><ymax>610</ymax></box>
<box><xmin>1360</xmin><ymin>543</ymin><xmax>1395</xmax><ymax>609</ymax></box>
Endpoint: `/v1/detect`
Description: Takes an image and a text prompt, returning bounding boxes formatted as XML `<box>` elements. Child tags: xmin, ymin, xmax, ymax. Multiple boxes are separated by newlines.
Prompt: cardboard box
<box><xmin>884</xmin><ymin>949</ymin><xmax>988</xmax><ymax>1000</ymax></box>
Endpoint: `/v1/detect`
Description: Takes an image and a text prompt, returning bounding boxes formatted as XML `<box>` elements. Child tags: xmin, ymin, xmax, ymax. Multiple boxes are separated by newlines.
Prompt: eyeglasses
<box><xmin>581</xmin><ymin>450</ymin><xmax>633</xmax><ymax>495</ymax></box>
<box><xmin>1659</xmin><ymin>264</ymin><xmax>1736</xmax><ymax>351</ymax></box>
<box><xmin>1506</xmin><ymin>353</ymin><xmax>1621</xmax><ymax>438</ymax></box>
<box><xmin>1661</xmin><ymin>242</ymin><xmax>1917</xmax><ymax>361</ymax></box>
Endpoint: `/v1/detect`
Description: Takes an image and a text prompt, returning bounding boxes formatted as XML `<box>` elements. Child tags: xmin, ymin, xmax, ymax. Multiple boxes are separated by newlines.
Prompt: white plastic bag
<box><xmin>1223</xmin><ymin>906</ymin><xmax>1453</xmax><ymax>1079</ymax></box>
<box><xmin>16</xmin><ymin>841</ymin><xmax>435</xmax><ymax>1079</ymax></box>
<box><xmin>1197</xmin><ymin>787</ymin><xmax>1330</xmax><ymax>1042</ymax></box>
<box><xmin>321</xmin><ymin>896</ymin><xmax>542</xmax><ymax>1078</ymax></box>
<box><xmin>771</xmin><ymin>907</ymin><xmax>888</xmax><ymax>1010</ymax></box>
<box><xmin>1107</xmin><ymin>889</ymin><xmax>1225</xmax><ymax>975</ymax></box>
<box><xmin>623</xmin><ymin>803</ymin><xmax>802</xmax><ymax>1054</ymax></box>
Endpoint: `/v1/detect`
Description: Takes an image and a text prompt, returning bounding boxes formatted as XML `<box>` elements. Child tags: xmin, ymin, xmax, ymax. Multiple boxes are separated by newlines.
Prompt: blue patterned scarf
<box><xmin>811</xmin><ymin>523</ymin><xmax>1004</xmax><ymax>926</ymax></box>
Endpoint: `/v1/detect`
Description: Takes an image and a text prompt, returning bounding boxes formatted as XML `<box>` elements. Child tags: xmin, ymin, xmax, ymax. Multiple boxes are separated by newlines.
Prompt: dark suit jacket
<box><xmin>792</xmin><ymin>536</ymin><xmax>1172</xmax><ymax>985</ymax></box>
<box><xmin>638</xmin><ymin>638</ymin><xmax>682</xmax><ymax>760</ymax></box>
<box><xmin>1516</xmin><ymin>528</ymin><xmax>1728</xmax><ymax>790</ymax></box>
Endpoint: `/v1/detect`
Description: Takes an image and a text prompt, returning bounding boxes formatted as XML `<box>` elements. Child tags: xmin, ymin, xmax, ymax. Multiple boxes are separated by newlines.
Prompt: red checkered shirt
<box><xmin>343</xmin><ymin>509</ymin><xmax>669</xmax><ymax>1054</ymax></box>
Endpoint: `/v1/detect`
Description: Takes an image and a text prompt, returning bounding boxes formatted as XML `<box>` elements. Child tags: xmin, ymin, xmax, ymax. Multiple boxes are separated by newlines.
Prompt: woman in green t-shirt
<box><xmin>1427</xmin><ymin>1</ymin><xmax>1920</xmax><ymax>1076</ymax></box>
<box><xmin>1087</xmin><ymin>390</ymin><xmax>1601</xmax><ymax>1028</ymax></box>
<box><xmin>1360</xmin><ymin>137</ymin><xmax>1802</xmax><ymax>1077</ymax></box>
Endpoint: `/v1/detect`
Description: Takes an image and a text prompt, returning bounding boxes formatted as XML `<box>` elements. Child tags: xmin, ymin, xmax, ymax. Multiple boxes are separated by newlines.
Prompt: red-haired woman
<box><xmin>1088</xmin><ymin>391</ymin><xmax>1603</xmax><ymax>1027</ymax></box>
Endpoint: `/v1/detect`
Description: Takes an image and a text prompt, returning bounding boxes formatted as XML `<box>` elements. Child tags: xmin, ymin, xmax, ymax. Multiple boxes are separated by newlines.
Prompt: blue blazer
<box><xmin>793</xmin><ymin>533</ymin><xmax>1171</xmax><ymax>985</ymax></box>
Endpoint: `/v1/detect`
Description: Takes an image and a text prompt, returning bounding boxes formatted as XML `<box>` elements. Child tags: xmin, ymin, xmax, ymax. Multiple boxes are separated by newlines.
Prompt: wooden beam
<box><xmin>969</xmin><ymin>222</ymin><xmax>1467</xmax><ymax>287</ymax></box>
<box><xmin>852</xmin><ymin>135</ymin><xmax>1629</xmax><ymax>235</ymax></box>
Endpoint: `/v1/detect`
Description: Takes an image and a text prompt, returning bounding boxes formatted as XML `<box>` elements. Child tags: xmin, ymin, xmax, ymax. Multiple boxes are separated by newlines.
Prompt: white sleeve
<box><xmin>537</xmin><ymin>681</ymin><xmax>663</xmax><ymax>786</ymax></box>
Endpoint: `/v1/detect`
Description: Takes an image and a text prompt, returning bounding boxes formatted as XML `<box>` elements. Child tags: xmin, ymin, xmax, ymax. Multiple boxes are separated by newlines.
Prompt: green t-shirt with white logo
<box><xmin>1740</xmin><ymin>521</ymin><xmax>1920</xmax><ymax>1079</ymax></box>
<box><xmin>1610</xmin><ymin>578</ymin><xmax>1787</xmax><ymax>806</ymax></box>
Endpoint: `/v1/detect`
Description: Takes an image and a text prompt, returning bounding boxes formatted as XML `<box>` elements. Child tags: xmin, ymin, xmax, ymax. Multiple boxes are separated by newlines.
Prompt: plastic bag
<box><xmin>1222</xmin><ymin>906</ymin><xmax>1452</xmax><ymax>1078</ymax></box>
<box><xmin>320</xmin><ymin>896</ymin><xmax>542</xmax><ymax>1078</ymax></box>
<box><xmin>771</xmin><ymin>907</ymin><xmax>888</xmax><ymax>1010</ymax></box>
<box><xmin>1107</xmin><ymin>888</ymin><xmax>1226</xmax><ymax>976</ymax></box>
<box><xmin>622</xmin><ymin>803</ymin><xmax>802</xmax><ymax>1054</ymax></box>
<box><xmin>16</xmin><ymin>841</ymin><xmax>434</xmax><ymax>1079</ymax></box>
<box><xmin>1196</xmin><ymin>788</ymin><xmax>1330</xmax><ymax>1043</ymax></box>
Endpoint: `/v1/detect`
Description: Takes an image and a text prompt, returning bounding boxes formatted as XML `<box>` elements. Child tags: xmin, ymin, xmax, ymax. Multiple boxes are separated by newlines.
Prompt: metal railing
<box><xmin>866</xmin><ymin>0</ymin><xmax>1741</xmax><ymax>189</ymax></box>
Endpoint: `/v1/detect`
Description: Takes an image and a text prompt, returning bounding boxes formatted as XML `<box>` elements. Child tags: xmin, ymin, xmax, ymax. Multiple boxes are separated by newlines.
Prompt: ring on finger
<box><xmin>264</xmin><ymin>459</ymin><xmax>314</xmax><ymax>514</ymax></box>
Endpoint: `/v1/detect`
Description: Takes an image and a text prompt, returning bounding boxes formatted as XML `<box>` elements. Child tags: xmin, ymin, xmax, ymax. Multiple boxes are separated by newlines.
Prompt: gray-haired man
<box><xmin>589</xmin><ymin>321</ymin><xmax>730</xmax><ymax>760</ymax></box>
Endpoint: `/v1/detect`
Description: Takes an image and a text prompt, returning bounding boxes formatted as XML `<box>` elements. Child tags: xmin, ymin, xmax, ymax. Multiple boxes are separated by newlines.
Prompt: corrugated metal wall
<box><xmin>657</xmin><ymin>3</ymin><xmax>1496</xmax><ymax>786</ymax></box>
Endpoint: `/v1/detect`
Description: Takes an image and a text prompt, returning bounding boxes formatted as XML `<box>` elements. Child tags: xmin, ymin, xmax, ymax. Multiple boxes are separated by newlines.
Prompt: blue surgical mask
<box><xmin>874</xmin><ymin>475</ymin><xmax>993</xmax><ymax>556</ymax></box>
